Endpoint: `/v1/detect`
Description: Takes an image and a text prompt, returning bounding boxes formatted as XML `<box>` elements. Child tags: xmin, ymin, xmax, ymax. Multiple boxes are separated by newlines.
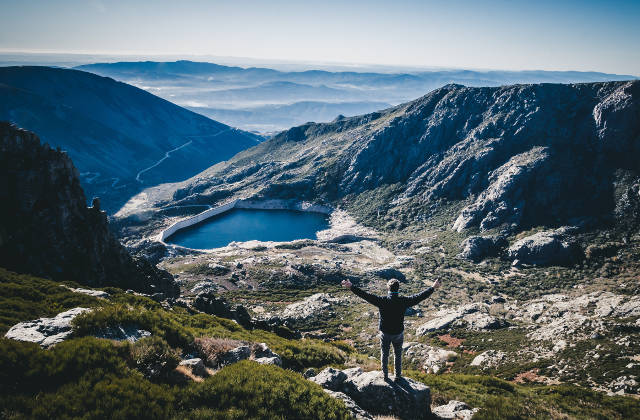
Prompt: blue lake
<box><xmin>166</xmin><ymin>208</ymin><xmax>330</xmax><ymax>249</ymax></box>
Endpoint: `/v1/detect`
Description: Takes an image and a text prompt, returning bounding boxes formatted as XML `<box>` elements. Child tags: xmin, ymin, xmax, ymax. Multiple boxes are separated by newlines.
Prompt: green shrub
<box><xmin>180</xmin><ymin>360</ymin><xmax>351</xmax><ymax>420</ymax></box>
<box><xmin>30</xmin><ymin>373</ymin><xmax>175</xmax><ymax>420</ymax></box>
<box><xmin>130</xmin><ymin>336</ymin><xmax>180</xmax><ymax>380</ymax></box>
<box><xmin>0</xmin><ymin>267</ymin><xmax>100</xmax><ymax>334</ymax></box>
<box><xmin>72</xmin><ymin>304</ymin><xmax>194</xmax><ymax>348</ymax></box>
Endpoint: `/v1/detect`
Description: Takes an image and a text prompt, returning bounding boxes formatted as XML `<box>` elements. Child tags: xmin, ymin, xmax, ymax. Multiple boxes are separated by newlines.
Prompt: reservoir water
<box><xmin>165</xmin><ymin>208</ymin><xmax>330</xmax><ymax>249</ymax></box>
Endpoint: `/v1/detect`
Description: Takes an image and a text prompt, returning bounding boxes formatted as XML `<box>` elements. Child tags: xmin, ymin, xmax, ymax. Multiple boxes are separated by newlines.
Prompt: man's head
<box><xmin>387</xmin><ymin>278</ymin><xmax>400</xmax><ymax>294</ymax></box>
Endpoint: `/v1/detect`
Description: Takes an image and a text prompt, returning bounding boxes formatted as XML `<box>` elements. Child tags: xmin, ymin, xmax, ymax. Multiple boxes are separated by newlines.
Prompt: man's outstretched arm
<box><xmin>406</xmin><ymin>279</ymin><xmax>442</xmax><ymax>307</ymax></box>
<box><xmin>341</xmin><ymin>279</ymin><xmax>383</xmax><ymax>307</ymax></box>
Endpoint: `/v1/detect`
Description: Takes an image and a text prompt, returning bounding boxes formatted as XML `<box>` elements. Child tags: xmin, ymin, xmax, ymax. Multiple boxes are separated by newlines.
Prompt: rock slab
<box><xmin>311</xmin><ymin>367</ymin><xmax>430</xmax><ymax>420</ymax></box>
<box><xmin>4</xmin><ymin>307</ymin><xmax>90</xmax><ymax>347</ymax></box>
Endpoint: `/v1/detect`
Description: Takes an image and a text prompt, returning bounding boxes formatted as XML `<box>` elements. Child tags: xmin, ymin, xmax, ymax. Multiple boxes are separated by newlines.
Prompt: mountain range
<box><xmin>119</xmin><ymin>80</ymin><xmax>640</xmax><ymax>255</ymax></box>
<box><xmin>76</xmin><ymin>60</ymin><xmax>637</xmax><ymax>132</ymax></box>
<box><xmin>0</xmin><ymin>66</ymin><xmax>261</xmax><ymax>212</ymax></box>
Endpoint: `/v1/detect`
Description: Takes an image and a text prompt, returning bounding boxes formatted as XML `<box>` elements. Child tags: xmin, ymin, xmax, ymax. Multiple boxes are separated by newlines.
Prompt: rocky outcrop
<box><xmin>453</xmin><ymin>147</ymin><xmax>551</xmax><ymax>232</ymax></box>
<box><xmin>4</xmin><ymin>307</ymin><xmax>90</xmax><ymax>347</ymax></box>
<box><xmin>507</xmin><ymin>228</ymin><xmax>582</xmax><ymax>266</ymax></box>
<box><xmin>310</xmin><ymin>367</ymin><xmax>430</xmax><ymax>420</ymax></box>
<box><xmin>470</xmin><ymin>350</ymin><xmax>506</xmax><ymax>368</ymax></box>
<box><xmin>416</xmin><ymin>303</ymin><xmax>508</xmax><ymax>335</ymax></box>
<box><xmin>0</xmin><ymin>123</ymin><xmax>178</xmax><ymax>296</ymax></box>
<box><xmin>403</xmin><ymin>342</ymin><xmax>458</xmax><ymax>374</ymax></box>
<box><xmin>323</xmin><ymin>390</ymin><xmax>373</xmax><ymax>420</ymax></box>
<box><xmin>432</xmin><ymin>400</ymin><xmax>479</xmax><ymax>420</ymax></box>
<box><xmin>193</xmin><ymin>292</ymin><xmax>252</xmax><ymax>327</ymax></box>
<box><xmin>179</xmin><ymin>358</ymin><xmax>208</xmax><ymax>377</ymax></box>
<box><xmin>458</xmin><ymin>235</ymin><xmax>507</xmax><ymax>262</ymax></box>
<box><xmin>280</xmin><ymin>293</ymin><xmax>346</xmax><ymax>322</ymax></box>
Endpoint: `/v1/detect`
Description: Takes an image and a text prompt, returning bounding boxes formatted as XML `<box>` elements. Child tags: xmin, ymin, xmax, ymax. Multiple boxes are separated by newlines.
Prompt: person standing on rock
<box><xmin>342</xmin><ymin>277</ymin><xmax>441</xmax><ymax>381</ymax></box>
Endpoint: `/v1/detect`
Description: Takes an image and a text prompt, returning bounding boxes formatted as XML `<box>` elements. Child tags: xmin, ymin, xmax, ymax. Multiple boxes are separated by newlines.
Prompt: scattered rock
<box><xmin>404</xmin><ymin>342</ymin><xmax>457</xmax><ymax>374</ymax></box>
<box><xmin>507</xmin><ymin>228</ymin><xmax>582</xmax><ymax>266</ymax></box>
<box><xmin>432</xmin><ymin>400</ymin><xmax>479</xmax><ymax>420</ymax></box>
<box><xmin>217</xmin><ymin>345</ymin><xmax>251</xmax><ymax>368</ymax></box>
<box><xmin>458</xmin><ymin>235</ymin><xmax>507</xmax><ymax>262</ymax></box>
<box><xmin>193</xmin><ymin>292</ymin><xmax>252</xmax><ymax>327</ymax></box>
<box><xmin>251</xmin><ymin>342</ymin><xmax>282</xmax><ymax>366</ymax></box>
<box><xmin>179</xmin><ymin>358</ymin><xmax>208</xmax><ymax>377</ymax></box>
<box><xmin>4</xmin><ymin>307</ymin><xmax>90</xmax><ymax>347</ymax></box>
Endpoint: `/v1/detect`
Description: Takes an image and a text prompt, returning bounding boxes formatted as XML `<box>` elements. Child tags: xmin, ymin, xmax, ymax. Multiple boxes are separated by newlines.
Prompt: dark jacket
<box><xmin>350</xmin><ymin>285</ymin><xmax>434</xmax><ymax>334</ymax></box>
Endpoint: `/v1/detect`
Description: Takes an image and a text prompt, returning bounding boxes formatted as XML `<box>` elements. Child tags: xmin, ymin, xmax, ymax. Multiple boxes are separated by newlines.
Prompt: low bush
<box><xmin>0</xmin><ymin>267</ymin><xmax>100</xmax><ymax>334</ymax></box>
<box><xmin>179</xmin><ymin>360</ymin><xmax>351</xmax><ymax>419</ymax></box>
<box><xmin>130</xmin><ymin>336</ymin><xmax>180</xmax><ymax>380</ymax></box>
<box><xmin>194</xmin><ymin>337</ymin><xmax>245</xmax><ymax>366</ymax></box>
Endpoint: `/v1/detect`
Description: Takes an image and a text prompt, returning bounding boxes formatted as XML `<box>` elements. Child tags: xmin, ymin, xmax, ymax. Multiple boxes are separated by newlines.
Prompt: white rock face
<box><xmin>252</xmin><ymin>342</ymin><xmax>282</xmax><ymax>366</ymax></box>
<box><xmin>403</xmin><ymin>342</ymin><xmax>457</xmax><ymax>374</ymax></box>
<box><xmin>432</xmin><ymin>400</ymin><xmax>479</xmax><ymax>420</ymax></box>
<box><xmin>416</xmin><ymin>303</ymin><xmax>507</xmax><ymax>334</ymax></box>
<box><xmin>281</xmin><ymin>293</ymin><xmax>345</xmax><ymax>321</ymax></box>
<box><xmin>4</xmin><ymin>308</ymin><xmax>91</xmax><ymax>347</ymax></box>
<box><xmin>64</xmin><ymin>286</ymin><xmax>109</xmax><ymax>298</ymax></box>
<box><xmin>506</xmin><ymin>228</ymin><xmax>580</xmax><ymax>266</ymax></box>
<box><xmin>470</xmin><ymin>350</ymin><xmax>506</xmax><ymax>368</ymax></box>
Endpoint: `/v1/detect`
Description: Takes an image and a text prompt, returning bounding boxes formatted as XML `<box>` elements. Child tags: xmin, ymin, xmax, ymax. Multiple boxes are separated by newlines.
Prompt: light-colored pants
<box><xmin>380</xmin><ymin>331</ymin><xmax>403</xmax><ymax>377</ymax></box>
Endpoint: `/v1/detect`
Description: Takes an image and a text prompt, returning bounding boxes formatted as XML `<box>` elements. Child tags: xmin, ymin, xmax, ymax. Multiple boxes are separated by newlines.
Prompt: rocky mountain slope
<box><xmin>121</xmin><ymin>80</ymin><xmax>639</xmax><ymax>246</ymax></box>
<box><xmin>0</xmin><ymin>66</ymin><xmax>261</xmax><ymax>212</ymax></box>
<box><xmin>0</xmin><ymin>122</ymin><xmax>177</xmax><ymax>295</ymax></box>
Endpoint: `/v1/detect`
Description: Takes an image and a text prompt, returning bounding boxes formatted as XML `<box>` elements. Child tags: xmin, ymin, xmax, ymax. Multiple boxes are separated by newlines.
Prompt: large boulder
<box><xmin>179</xmin><ymin>358</ymin><xmax>208</xmax><ymax>377</ymax></box>
<box><xmin>4</xmin><ymin>307</ymin><xmax>90</xmax><ymax>347</ymax></box>
<box><xmin>416</xmin><ymin>303</ymin><xmax>507</xmax><ymax>335</ymax></box>
<box><xmin>324</xmin><ymin>390</ymin><xmax>373</xmax><ymax>420</ymax></box>
<box><xmin>193</xmin><ymin>292</ymin><xmax>252</xmax><ymax>328</ymax></box>
<box><xmin>432</xmin><ymin>400</ymin><xmax>479</xmax><ymax>420</ymax></box>
<box><xmin>470</xmin><ymin>350</ymin><xmax>506</xmax><ymax>368</ymax></box>
<box><xmin>310</xmin><ymin>367</ymin><xmax>430</xmax><ymax>420</ymax></box>
<box><xmin>458</xmin><ymin>235</ymin><xmax>507</xmax><ymax>262</ymax></box>
<box><xmin>280</xmin><ymin>293</ymin><xmax>345</xmax><ymax>322</ymax></box>
<box><xmin>507</xmin><ymin>228</ymin><xmax>582</xmax><ymax>266</ymax></box>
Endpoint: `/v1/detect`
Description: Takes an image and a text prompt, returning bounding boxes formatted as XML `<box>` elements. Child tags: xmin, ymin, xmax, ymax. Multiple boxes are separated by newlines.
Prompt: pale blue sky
<box><xmin>1</xmin><ymin>0</ymin><xmax>638</xmax><ymax>75</ymax></box>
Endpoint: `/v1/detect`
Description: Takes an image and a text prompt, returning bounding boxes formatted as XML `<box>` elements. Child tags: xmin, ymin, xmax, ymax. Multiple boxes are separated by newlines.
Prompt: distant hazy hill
<box><xmin>0</xmin><ymin>66</ymin><xmax>261</xmax><ymax>212</ymax></box>
<box><xmin>77</xmin><ymin>60</ymin><xmax>637</xmax><ymax>132</ymax></box>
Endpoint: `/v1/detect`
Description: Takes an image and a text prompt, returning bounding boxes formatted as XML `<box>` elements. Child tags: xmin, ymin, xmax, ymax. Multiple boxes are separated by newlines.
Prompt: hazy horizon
<box><xmin>1</xmin><ymin>0</ymin><xmax>638</xmax><ymax>75</ymax></box>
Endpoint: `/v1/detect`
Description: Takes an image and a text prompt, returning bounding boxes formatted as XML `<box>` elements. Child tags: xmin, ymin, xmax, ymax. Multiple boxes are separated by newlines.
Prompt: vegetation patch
<box><xmin>408</xmin><ymin>370</ymin><xmax>640</xmax><ymax>420</ymax></box>
<box><xmin>0</xmin><ymin>267</ymin><xmax>101</xmax><ymax>334</ymax></box>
